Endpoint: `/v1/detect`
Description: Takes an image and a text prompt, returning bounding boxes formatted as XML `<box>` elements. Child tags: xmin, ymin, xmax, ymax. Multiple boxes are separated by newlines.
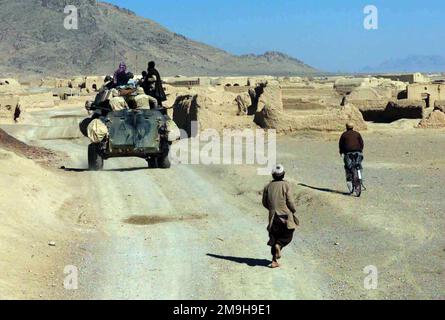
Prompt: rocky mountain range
<box><xmin>0</xmin><ymin>0</ymin><xmax>317</xmax><ymax>78</ymax></box>
<box><xmin>363</xmin><ymin>55</ymin><xmax>445</xmax><ymax>73</ymax></box>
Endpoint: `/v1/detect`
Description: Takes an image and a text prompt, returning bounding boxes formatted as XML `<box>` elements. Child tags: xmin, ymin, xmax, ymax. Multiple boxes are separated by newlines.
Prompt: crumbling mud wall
<box><xmin>235</xmin><ymin>93</ymin><xmax>251</xmax><ymax>116</ymax></box>
<box><xmin>165</xmin><ymin>84</ymin><xmax>254</xmax><ymax>134</ymax></box>
<box><xmin>282</xmin><ymin>85</ymin><xmax>341</xmax><ymax>110</ymax></box>
<box><xmin>172</xmin><ymin>95</ymin><xmax>200</xmax><ymax>138</ymax></box>
<box><xmin>353</xmin><ymin>100</ymin><xmax>391</xmax><ymax>121</ymax></box>
<box><xmin>257</xmin><ymin>85</ymin><xmax>283</xmax><ymax>111</ymax></box>
<box><xmin>238</xmin><ymin>81</ymin><xmax>365</xmax><ymax>132</ymax></box>
<box><xmin>382</xmin><ymin>100</ymin><xmax>425</xmax><ymax>123</ymax></box>
<box><xmin>0</xmin><ymin>95</ymin><xmax>21</xmax><ymax>122</ymax></box>
<box><xmin>353</xmin><ymin>99</ymin><xmax>429</xmax><ymax>123</ymax></box>
<box><xmin>348</xmin><ymin>87</ymin><xmax>384</xmax><ymax>100</ymax></box>
<box><xmin>0</xmin><ymin>79</ymin><xmax>23</xmax><ymax>94</ymax></box>
<box><xmin>254</xmin><ymin>103</ymin><xmax>367</xmax><ymax>133</ymax></box>
<box><xmin>235</xmin><ymin>83</ymin><xmax>282</xmax><ymax>116</ymax></box>
<box><xmin>18</xmin><ymin>92</ymin><xmax>55</xmax><ymax>109</ymax></box>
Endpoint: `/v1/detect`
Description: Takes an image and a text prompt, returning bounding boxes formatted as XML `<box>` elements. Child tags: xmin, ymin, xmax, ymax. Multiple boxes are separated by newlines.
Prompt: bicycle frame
<box><xmin>346</xmin><ymin>152</ymin><xmax>363</xmax><ymax>197</ymax></box>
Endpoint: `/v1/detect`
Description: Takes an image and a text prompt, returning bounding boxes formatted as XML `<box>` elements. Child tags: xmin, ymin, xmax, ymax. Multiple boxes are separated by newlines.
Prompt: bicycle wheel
<box><xmin>345</xmin><ymin>168</ymin><xmax>353</xmax><ymax>194</ymax></box>
<box><xmin>346</xmin><ymin>180</ymin><xmax>354</xmax><ymax>194</ymax></box>
<box><xmin>353</xmin><ymin>168</ymin><xmax>362</xmax><ymax>197</ymax></box>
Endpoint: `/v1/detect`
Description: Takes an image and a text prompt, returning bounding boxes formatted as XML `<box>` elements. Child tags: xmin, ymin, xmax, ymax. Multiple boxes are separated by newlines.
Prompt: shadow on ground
<box><xmin>298</xmin><ymin>183</ymin><xmax>350</xmax><ymax>196</ymax></box>
<box><xmin>207</xmin><ymin>254</ymin><xmax>271</xmax><ymax>267</ymax></box>
<box><xmin>60</xmin><ymin>166</ymin><xmax>150</xmax><ymax>172</ymax></box>
<box><xmin>60</xmin><ymin>166</ymin><xmax>88</xmax><ymax>172</ymax></box>
<box><xmin>106</xmin><ymin>167</ymin><xmax>151</xmax><ymax>172</ymax></box>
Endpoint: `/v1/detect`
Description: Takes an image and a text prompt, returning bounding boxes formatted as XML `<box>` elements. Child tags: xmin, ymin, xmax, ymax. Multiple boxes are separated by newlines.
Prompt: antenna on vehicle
<box><xmin>113</xmin><ymin>40</ymin><xmax>116</xmax><ymax>71</ymax></box>
<box><xmin>136</xmin><ymin>54</ymin><xmax>138</xmax><ymax>74</ymax></box>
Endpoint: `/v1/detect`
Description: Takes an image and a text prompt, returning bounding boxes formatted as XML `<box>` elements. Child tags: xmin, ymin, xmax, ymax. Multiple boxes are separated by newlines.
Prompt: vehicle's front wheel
<box><xmin>158</xmin><ymin>153</ymin><xmax>171</xmax><ymax>169</ymax></box>
<box><xmin>88</xmin><ymin>143</ymin><xmax>104</xmax><ymax>171</ymax></box>
<box><xmin>147</xmin><ymin>157</ymin><xmax>158</xmax><ymax>169</ymax></box>
<box><xmin>158</xmin><ymin>143</ymin><xmax>171</xmax><ymax>169</ymax></box>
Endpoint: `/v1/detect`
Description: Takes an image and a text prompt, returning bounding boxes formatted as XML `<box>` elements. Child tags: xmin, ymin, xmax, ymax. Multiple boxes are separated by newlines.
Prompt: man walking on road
<box><xmin>262</xmin><ymin>165</ymin><xmax>299</xmax><ymax>268</ymax></box>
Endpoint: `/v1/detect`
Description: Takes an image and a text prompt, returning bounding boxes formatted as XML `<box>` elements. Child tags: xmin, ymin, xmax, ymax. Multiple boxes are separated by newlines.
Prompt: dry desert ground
<box><xmin>0</xmin><ymin>74</ymin><xmax>444</xmax><ymax>299</ymax></box>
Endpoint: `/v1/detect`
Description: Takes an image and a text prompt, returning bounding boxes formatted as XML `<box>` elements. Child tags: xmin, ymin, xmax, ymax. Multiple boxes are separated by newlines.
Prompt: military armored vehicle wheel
<box><xmin>147</xmin><ymin>154</ymin><xmax>170</xmax><ymax>169</ymax></box>
<box><xmin>147</xmin><ymin>157</ymin><xmax>158</xmax><ymax>169</ymax></box>
<box><xmin>88</xmin><ymin>143</ymin><xmax>104</xmax><ymax>171</ymax></box>
<box><xmin>158</xmin><ymin>153</ymin><xmax>171</xmax><ymax>169</ymax></box>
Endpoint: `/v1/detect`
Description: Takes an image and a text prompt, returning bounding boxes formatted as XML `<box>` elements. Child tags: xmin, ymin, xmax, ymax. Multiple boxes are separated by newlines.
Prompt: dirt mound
<box><xmin>0</xmin><ymin>128</ymin><xmax>59</xmax><ymax>165</ymax></box>
<box><xmin>417</xmin><ymin>110</ymin><xmax>445</xmax><ymax>128</ymax></box>
<box><xmin>434</xmin><ymin>100</ymin><xmax>445</xmax><ymax>113</ymax></box>
<box><xmin>0</xmin><ymin>148</ymin><xmax>75</xmax><ymax>298</ymax></box>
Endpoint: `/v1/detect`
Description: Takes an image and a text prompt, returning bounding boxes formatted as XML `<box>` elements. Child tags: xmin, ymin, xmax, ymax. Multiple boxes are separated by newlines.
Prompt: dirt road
<box><xmin>1</xmin><ymin>109</ymin><xmax>444</xmax><ymax>300</ymax></box>
<box><xmin>43</xmin><ymin>142</ymin><xmax>328</xmax><ymax>300</ymax></box>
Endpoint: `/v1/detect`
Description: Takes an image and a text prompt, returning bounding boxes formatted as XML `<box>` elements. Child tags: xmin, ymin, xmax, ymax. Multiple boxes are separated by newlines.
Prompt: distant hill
<box><xmin>0</xmin><ymin>0</ymin><xmax>318</xmax><ymax>78</ymax></box>
<box><xmin>362</xmin><ymin>55</ymin><xmax>445</xmax><ymax>73</ymax></box>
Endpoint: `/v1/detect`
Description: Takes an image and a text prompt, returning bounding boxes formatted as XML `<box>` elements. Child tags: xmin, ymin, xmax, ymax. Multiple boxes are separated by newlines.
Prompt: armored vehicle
<box><xmin>87</xmin><ymin>108</ymin><xmax>172</xmax><ymax>170</ymax></box>
<box><xmin>82</xmin><ymin>86</ymin><xmax>177</xmax><ymax>171</ymax></box>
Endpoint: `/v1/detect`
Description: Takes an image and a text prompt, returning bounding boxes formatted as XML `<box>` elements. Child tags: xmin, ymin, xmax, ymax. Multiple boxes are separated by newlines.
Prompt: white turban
<box><xmin>272</xmin><ymin>164</ymin><xmax>285</xmax><ymax>176</ymax></box>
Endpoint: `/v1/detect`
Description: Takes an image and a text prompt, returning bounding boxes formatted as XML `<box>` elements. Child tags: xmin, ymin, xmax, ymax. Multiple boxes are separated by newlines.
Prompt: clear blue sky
<box><xmin>105</xmin><ymin>0</ymin><xmax>444</xmax><ymax>72</ymax></box>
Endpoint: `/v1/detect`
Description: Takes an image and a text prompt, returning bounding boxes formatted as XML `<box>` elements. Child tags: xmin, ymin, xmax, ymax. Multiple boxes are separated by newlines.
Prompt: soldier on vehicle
<box><xmin>102</xmin><ymin>75</ymin><xmax>114</xmax><ymax>90</ymax></box>
<box><xmin>140</xmin><ymin>71</ymin><xmax>151</xmax><ymax>94</ymax></box>
<box><xmin>113</xmin><ymin>62</ymin><xmax>132</xmax><ymax>87</ymax></box>
<box><xmin>144</xmin><ymin>61</ymin><xmax>167</xmax><ymax>107</ymax></box>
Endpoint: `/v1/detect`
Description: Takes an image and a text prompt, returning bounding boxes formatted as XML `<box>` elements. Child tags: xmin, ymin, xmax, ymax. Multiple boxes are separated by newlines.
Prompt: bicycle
<box><xmin>345</xmin><ymin>152</ymin><xmax>364</xmax><ymax>197</ymax></box>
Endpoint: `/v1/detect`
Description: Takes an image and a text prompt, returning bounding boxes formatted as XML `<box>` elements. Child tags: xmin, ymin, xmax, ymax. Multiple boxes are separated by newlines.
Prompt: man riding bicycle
<box><xmin>339</xmin><ymin>122</ymin><xmax>364</xmax><ymax>183</ymax></box>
